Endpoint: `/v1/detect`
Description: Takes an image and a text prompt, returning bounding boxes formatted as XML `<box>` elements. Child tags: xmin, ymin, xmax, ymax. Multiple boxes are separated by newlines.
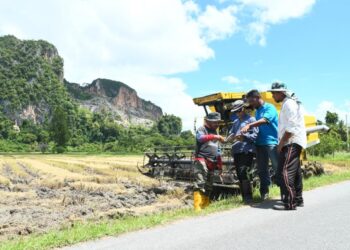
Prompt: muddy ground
<box><xmin>0</xmin><ymin>156</ymin><xmax>192</xmax><ymax>241</ymax></box>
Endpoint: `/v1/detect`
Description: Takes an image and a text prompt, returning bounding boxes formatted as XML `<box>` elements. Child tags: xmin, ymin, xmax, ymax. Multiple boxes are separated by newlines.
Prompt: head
<box><xmin>231</xmin><ymin>100</ymin><xmax>248</xmax><ymax>119</ymax></box>
<box><xmin>204</xmin><ymin>112</ymin><xmax>221</xmax><ymax>130</ymax></box>
<box><xmin>246</xmin><ymin>89</ymin><xmax>263</xmax><ymax>109</ymax></box>
<box><xmin>234</xmin><ymin>107</ymin><xmax>246</xmax><ymax>119</ymax></box>
<box><xmin>271</xmin><ymin>91</ymin><xmax>286</xmax><ymax>103</ymax></box>
<box><xmin>205</xmin><ymin>120</ymin><xmax>220</xmax><ymax>130</ymax></box>
<box><xmin>269</xmin><ymin>82</ymin><xmax>288</xmax><ymax>103</ymax></box>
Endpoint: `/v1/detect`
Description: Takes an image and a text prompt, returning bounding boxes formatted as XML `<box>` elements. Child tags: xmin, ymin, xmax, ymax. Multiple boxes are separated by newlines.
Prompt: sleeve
<box><xmin>243</xmin><ymin>117</ymin><xmax>259</xmax><ymax>143</ymax></box>
<box><xmin>229</xmin><ymin>120</ymin><xmax>238</xmax><ymax>135</ymax></box>
<box><xmin>284</xmin><ymin>101</ymin><xmax>299</xmax><ymax>135</ymax></box>
<box><xmin>196</xmin><ymin>127</ymin><xmax>217</xmax><ymax>143</ymax></box>
<box><xmin>262</xmin><ymin>104</ymin><xmax>277</xmax><ymax>124</ymax></box>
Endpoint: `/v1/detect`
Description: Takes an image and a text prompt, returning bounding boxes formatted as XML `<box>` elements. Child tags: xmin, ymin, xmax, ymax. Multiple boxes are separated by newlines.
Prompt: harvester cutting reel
<box><xmin>137</xmin><ymin>146</ymin><xmax>261</xmax><ymax>188</ymax></box>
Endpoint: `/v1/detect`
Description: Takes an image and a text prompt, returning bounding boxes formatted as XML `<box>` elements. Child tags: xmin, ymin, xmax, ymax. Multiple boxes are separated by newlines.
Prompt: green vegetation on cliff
<box><xmin>0</xmin><ymin>35</ymin><xmax>194</xmax><ymax>153</ymax></box>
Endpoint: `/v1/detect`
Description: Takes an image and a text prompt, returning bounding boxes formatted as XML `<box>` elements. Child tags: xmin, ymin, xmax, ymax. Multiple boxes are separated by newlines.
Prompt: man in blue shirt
<box><xmin>241</xmin><ymin>90</ymin><xmax>279</xmax><ymax>200</ymax></box>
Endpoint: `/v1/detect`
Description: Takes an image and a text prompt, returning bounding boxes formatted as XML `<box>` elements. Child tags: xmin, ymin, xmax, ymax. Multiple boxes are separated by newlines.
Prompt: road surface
<box><xmin>63</xmin><ymin>181</ymin><xmax>350</xmax><ymax>250</ymax></box>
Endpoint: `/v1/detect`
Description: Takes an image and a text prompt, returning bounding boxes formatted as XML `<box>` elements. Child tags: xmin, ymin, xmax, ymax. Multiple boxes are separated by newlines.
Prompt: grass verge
<box><xmin>2</xmin><ymin>170</ymin><xmax>350</xmax><ymax>250</ymax></box>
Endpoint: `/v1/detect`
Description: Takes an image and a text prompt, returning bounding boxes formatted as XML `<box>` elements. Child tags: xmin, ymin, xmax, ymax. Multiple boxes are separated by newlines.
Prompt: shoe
<box><xmin>241</xmin><ymin>180</ymin><xmax>253</xmax><ymax>204</ymax></box>
<box><xmin>273</xmin><ymin>204</ymin><xmax>296</xmax><ymax>211</ymax></box>
<box><xmin>260</xmin><ymin>192</ymin><xmax>269</xmax><ymax>201</ymax></box>
<box><xmin>296</xmin><ymin>202</ymin><xmax>304</xmax><ymax>207</ymax></box>
<box><xmin>243</xmin><ymin>197</ymin><xmax>253</xmax><ymax>204</ymax></box>
<box><xmin>276</xmin><ymin>199</ymin><xmax>303</xmax><ymax>207</ymax></box>
<box><xmin>193</xmin><ymin>191</ymin><xmax>202</xmax><ymax>212</ymax></box>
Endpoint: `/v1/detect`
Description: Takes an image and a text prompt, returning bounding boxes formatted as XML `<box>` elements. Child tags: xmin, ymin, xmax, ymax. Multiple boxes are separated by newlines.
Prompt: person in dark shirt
<box><xmin>228</xmin><ymin>100</ymin><xmax>258</xmax><ymax>203</ymax></box>
<box><xmin>194</xmin><ymin>112</ymin><xmax>225</xmax><ymax>211</ymax></box>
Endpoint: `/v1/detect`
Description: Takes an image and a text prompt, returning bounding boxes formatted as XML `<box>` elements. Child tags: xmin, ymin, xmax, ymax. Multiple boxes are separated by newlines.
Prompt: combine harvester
<box><xmin>138</xmin><ymin>92</ymin><xmax>329</xmax><ymax>198</ymax></box>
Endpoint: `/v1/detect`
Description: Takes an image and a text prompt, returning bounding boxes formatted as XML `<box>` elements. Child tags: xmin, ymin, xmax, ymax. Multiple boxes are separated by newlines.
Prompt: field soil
<box><xmin>0</xmin><ymin>155</ymin><xmax>192</xmax><ymax>241</ymax></box>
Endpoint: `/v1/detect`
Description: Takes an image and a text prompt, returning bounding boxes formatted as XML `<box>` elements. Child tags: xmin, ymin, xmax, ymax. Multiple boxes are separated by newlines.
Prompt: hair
<box><xmin>246</xmin><ymin>89</ymin><xmax>261</xmax><ymax>98</ymax></box>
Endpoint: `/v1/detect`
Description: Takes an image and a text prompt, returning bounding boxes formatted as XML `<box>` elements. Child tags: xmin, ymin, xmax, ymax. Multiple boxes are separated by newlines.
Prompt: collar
<box><xmin>257</xmin><ymin>102</ymin><xmax>266</xmax><ymax>111</ymax></box>
<box><xmin>281</xmin><ymin>97</ymin><xmax>290</xmax><ymax>108</ymax></box>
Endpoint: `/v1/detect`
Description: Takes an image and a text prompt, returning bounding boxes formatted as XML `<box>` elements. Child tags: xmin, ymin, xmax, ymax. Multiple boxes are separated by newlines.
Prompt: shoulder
<box><xmin>263</xmin><ymin>103</ymin><xmax>278</xmax><ymax>116</ymax></box>
<box><xmin>196</xmin><ymin>126</ymin><xmax>206</xmax><ymax>133</ymax></box>
<box><xmin>248</xmin><ymin>116</ymin><xmax>256</xmax><ymax>122</ymax></box>
<box><xmin>283</xmin><ymin>98</ymin><xmax>298</xmax><ymax>110</ymax></box>
<box><xmin>232</xmin><ymin>118</ymin><xmax>239</xmax><ymax>125</ymax></box>
<box><xmin>265</xmin><ymin>102</ymin><xmax>277</xmax><ymax>111</ymax></box>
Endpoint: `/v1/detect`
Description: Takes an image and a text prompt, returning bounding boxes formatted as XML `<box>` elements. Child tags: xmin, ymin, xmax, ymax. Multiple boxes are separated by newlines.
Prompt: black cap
<box><xmin>205</xmin><ymin>112</ymin><xmax>221</xmax><ymax>122</ymax></box>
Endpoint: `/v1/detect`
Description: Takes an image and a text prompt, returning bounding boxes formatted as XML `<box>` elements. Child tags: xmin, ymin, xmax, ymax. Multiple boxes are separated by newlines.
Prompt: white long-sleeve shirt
<box><xmin>278</xmin><ymin>98</ymin><xmax>307</xmax><ymax>149</ymax></box>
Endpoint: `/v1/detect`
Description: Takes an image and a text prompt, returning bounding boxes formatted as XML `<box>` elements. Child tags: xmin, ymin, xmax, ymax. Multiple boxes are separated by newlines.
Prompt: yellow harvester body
<box><xmin>193</xmin><ymin>92</ymin><xmax>320</xmax><ymax>149</ymax></box>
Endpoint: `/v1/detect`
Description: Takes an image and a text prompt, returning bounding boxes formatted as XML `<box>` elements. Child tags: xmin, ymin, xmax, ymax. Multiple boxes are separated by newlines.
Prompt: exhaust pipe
<box><xmin>306</xmin><ymin>125</ymin><xmax>330</xmax><ymax>134</ymax></box>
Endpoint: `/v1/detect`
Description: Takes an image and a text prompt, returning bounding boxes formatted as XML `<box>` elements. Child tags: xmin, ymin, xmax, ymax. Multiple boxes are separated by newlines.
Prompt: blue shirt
<box><xmin>255</xmin><ymin>102</ymin><xmax>278</xmax><ymax>146</ymax></box>
<box><xmin>229</xmin><ymin>114</ymin><xmax>258</xmax><ymax>154</ymax></box>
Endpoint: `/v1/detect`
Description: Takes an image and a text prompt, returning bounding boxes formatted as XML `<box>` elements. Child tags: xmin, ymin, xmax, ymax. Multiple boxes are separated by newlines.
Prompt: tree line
<box><xmin>307</xmin><ymin>111</ymin><xmax>349</xmax><ymax>157</ymax></box>
<box><xmin>0</xmin><ymin>108</ymin><xmax>194</xmax><ymax>153</ymax></box>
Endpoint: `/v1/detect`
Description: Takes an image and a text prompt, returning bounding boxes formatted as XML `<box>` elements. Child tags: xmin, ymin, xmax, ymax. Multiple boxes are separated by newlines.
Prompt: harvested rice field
<box><xmin>0</xmin><ymin>154</ymin><xmax>191</xmax><ymax>240</ymax></box>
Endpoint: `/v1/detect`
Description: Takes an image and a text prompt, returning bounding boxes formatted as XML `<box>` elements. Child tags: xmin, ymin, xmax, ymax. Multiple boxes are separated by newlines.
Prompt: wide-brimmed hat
<box><xmin>205</xmin><ymin>112</ymin><xmax>221</xmax><ymax>122</ymax></box>
<box><xmin>268</xmin><ymin>82</ymin><xmax>288</xmax><ymax>92</ymax></box>
<box><xmin>231</xmin><ymin>100</ymin><xmax>247</xmax><ymax>112</ymax></box>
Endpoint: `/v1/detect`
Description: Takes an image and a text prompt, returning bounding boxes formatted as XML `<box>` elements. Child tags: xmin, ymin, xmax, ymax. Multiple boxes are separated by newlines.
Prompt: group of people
<box><xmin>193</xmin><ymin>82</ymin><xmax>307</xmax><ymax>211</ymax></box>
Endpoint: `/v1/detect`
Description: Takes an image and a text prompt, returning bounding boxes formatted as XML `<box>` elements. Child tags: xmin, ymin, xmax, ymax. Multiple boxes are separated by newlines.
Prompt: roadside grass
<box><xmin>2</xmin><ymin>168</ymin><xmax>350</xmax><ymax>250</ymax></box>
<box><xmin>309</xmin><ymin>151</ymin><xmax>350</xmax><ymax>166</ymax></box>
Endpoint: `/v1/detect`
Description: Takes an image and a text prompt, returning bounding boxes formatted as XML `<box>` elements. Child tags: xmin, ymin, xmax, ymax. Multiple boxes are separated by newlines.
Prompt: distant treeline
<box><xmin>0</xmin><ymin>110</ymin><xmax>194</xmax><ymax>153</ymax></box>
<box><xmin>307</xmin><ymin>111</ymin><xmax>349</xmax><ymax>157</ymax></box>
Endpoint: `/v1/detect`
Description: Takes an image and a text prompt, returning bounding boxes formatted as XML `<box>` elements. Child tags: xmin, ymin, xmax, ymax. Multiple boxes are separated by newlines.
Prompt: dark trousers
<box><xmin>256</xmin><ymin>145</ymin><xmax>279</xmax><ymax>194</ymax></box>
<box><xmin>233</xmin><ymin>153</ymin><xmax>254</xmax><ymax>182</ymax></box>
<box><xmin>278</xmin><ymin>144</ymin><xmax>303</xmax><ymax>209</ymax></box>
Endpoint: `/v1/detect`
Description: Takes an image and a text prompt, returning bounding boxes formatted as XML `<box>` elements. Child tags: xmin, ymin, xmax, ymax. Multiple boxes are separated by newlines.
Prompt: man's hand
<box><xmin>278</xmin><ymin>132</ymin><xmax>291</xmax><ymax>153</ymax></box>
<box><xmin>240</xmin><ymin>124</ymin><xmax>250</xmax><ymax>134</ymax></box>
<box><xmin>235</xmin><ymin>135</ymin><xmax>243</xmax><ymax>142</ymax></box>
<box><xmin>277</xmin><ymin>143</ymin><xmax>284</xmax><ymax>153</ymax></box>
<box><xmin>215</xmin><ymin>135</ymin><xmax>226</xmax><ymax>143</ymax></box>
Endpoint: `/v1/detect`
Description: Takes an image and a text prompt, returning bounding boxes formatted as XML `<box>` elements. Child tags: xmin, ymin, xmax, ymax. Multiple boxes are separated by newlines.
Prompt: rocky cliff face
<box><xmin>0</xmin><ymin>35</ymin><xmax>162</xmax><ymax>127</ymax></box>
<box><xmin>65</xmin><ymin>78</ymin><xmax>163</xmax><ymax>126</ymax></box>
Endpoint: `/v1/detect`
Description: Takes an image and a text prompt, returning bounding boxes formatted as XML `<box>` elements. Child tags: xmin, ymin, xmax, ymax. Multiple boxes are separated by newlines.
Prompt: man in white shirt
<box><xmin>269</xmin><ymin>82</ymin><xmax>306</xmax><ymax>210</ymax></box>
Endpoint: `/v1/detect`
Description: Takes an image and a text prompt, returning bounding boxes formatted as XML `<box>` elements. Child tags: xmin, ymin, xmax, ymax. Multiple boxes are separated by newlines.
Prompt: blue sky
<box><xmin>0</xmin><ymin>0</ymin><xmax>349</xmax><ymax>129</ymax></box>
<box><xmin>180</xmin><ymin>0</ymin><xmax>350</xmax><ymax>120</ymax></box>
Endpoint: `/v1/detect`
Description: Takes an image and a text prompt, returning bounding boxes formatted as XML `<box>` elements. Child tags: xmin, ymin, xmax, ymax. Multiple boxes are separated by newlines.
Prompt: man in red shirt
<box><xmin>193</xmin><ymin>112</ymin><xmax>225</xmax><ymax>211</ymax></box>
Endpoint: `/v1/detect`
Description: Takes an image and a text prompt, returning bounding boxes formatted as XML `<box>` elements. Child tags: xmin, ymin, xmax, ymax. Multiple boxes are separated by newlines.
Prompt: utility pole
<box><xmin>346</xmin><ymin>114</ymin><xmax>349</xmax><ymax>152</ymax></box>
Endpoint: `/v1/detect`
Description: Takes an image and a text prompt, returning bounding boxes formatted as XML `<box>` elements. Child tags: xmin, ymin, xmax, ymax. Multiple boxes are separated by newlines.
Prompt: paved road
<box><xmin>63</xmin><ymin>181</ymin><xmax>350</xmax><ymax>250</ymax></box>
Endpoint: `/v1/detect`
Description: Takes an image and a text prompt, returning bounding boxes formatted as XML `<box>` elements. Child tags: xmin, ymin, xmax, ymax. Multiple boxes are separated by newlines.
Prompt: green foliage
<box><xmin>308</xmin><ymin>111</ymin><xmax>348</xmax><ymax>157</ymax></box>
<box><xmin>309</xmin><ymin>130</ymin><xmax>342</xmax><ymax>157</ymax></box>
<box><xmin>325</xmin><ymin>111</ymin><xmax>339</xmax><ymax>125</ymax></box>
<box><xmin>157</xmin><ymin>114</ymin><xmax>182</xmax><ymax>136</ymax></box>
<box><xmin>50</xmin><ymin>107</ymin><xmax>70</xmax><ymax>151</ymax></box>
<box><xmin>0</xmin><ymin>35</ymin><xmax>194</xmax><ymax>153</ymax></box>
<box><xmin>64</xmin><ymin>80</ymin><xmax>93</xmax><ymax>100</ymax></box>
<box><xmin>0</xmin><ymin>35</ymin><xmax>71</xmax><ymax>115</ymax></box>
<box><xmin>0</xmin><ymin>139</ymin><xmax>32</xmax><ymax>152</ymax></box>
<box><xmin>0</xmin><ymin>113</ymin><xmax>13</xmax><ymax>139</ymax></box>
<box><xmin>55</xmin><ymin>146</ymin><xmax>66</xmax><ymax>154</ymax></box>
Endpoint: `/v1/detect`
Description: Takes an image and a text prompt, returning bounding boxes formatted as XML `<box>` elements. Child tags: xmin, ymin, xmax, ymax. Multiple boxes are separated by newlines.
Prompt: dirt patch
<box><xmin>0</xmin><ymin>156</ymin><xmax>192</xmax><ymax>241</ymax></box>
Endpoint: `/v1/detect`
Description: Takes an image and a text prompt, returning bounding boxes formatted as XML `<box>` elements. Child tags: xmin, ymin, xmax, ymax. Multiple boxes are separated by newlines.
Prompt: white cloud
<box><xmin>314</xmin><ymin>100</ymin><xmax>350</xmax><ymax>123</ymax></box>
<box><xmin>0</xmin><ymin>0</ymin><xmax>239</xmax><ymax>130</ymax></box>
<box><xmin>238</xmin><ymin>0</ymin><xmax>316</xmax><ymax>45</ymax></box>
<box><xmin>0</xmin><ymin>0</ymin><xmax>318</xmax><ymax>129</ymax></box>
<box><xmin>198</xmin><ymin>5</ymin><xmax>239</xmax><ymax>41</ymax></box>
<box><xmin>222</xmin><ymin>75</ymin><xmax>241</xmax><ymax>84</ymax></box>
